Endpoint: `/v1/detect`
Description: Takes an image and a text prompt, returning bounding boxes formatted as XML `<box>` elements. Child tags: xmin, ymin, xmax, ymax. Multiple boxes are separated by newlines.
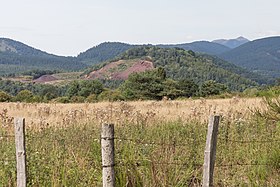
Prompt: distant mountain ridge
<box><xmin>1</xmin><ymin>36</ymin><xmax>280</xmax><ymax>80</ymax></box>
<box><xmin>77</xmin><ymin>41</ymin><xmax>231</xmax><ymax>66</ymax></box>
<box><xmin>212</xmin><ymin>36</ymin><xmax>250</xmax><ymax>48</ymax></box>
<box><xmin>0</xmin><ymin>38</ymin><xmax>87</xmax><ymax>75</ymax></box>
<box><xmin>158</xmin><ymin>41</ymin><xmax>230</xmax><ymax>55</ymax></box>
<box><xmin>77</xmin><ymin>42</ymin><xmax>133</xmax><ymax>66</ymax></box>
<box><xmin>0</xmin><ymin>38</ymin><xmax>55</xmax><ymax>57</ymax></box>
<box><xmin>219</xmin><ymin>36</ymin><xmax>280</xmax><ymax>77</ymax></box>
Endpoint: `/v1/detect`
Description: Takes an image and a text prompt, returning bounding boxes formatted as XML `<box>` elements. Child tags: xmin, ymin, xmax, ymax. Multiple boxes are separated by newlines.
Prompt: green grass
<box><xmin>52</xmin><ymin>72</ymin><xmax>83</xmax><ymax>80</ymax></box>
<box><xmin>0</xmin><ymin>113</ymin><xmax>279</xmax><ymax>186</ymax></box>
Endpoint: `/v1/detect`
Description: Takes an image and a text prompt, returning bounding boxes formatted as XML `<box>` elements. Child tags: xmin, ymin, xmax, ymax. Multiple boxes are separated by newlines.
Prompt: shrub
<box><xmin>85</xmin><ymin>94</ymin><xmax>98</xmax><ymax>103</ymax></box>
<box><xmin>255</xmin><ymin>97</ymin><xmax>280</xmax><ymax>122</ymax></box>
<box><xmin>51</xmin><ymin>97</ymin><xmax>70</xmax><ymax>103</ymax></box>
<box><xmin>0</xmin><ymin>91</ymin><xmax>12</xmax><ymax>102</ymax></box>
<box><xmin>98</xmin><ymin>90</ymin><xmax>124</xmax><ymax>102</ymax></box>
<box><xmin>70</xmin><ymin>96</ymin><xmax>85</xmax><ymax>103</ymax></box>
<box><xmin>14</xmin><ymin>90</ymin><xmax>34</xmax><ymax>102</ymax></box>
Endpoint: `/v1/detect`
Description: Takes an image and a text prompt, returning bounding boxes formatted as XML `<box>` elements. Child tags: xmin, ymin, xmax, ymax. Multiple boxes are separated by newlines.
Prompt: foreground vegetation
<box><xmin>0</xmin><ymin>69</ymin><xmax>279</xmax><ymax>104</ymax></box>
<box><xmin>0</xmin><ymin>98</ymin><xmax>279</xmax><ymax>186</ymax></box>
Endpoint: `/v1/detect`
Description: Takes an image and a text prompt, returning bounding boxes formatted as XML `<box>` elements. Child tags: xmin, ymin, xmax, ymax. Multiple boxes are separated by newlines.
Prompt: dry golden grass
<box><xmin>0</xmin><ymin>97</ymin><xmax>264</xmax><ymax>129</ymax></box>
<box><xmin>1</xmin><ymin>97</ymin><xmax>279</xmax><ymax>186</ymax></box>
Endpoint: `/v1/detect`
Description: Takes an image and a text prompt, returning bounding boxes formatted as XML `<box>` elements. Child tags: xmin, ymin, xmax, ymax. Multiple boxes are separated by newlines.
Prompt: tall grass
<box><xmin>0</xmin><ymin>98</ymin><xmax>279</xmax><ymax>186</ymax></box>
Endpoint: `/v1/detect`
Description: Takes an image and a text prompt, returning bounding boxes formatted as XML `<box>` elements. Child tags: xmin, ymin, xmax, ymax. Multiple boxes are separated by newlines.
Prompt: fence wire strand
<box><xmin>114</xmin><ymin>159</ymin><xmax>203</xmax><ymax>168</ymax></box>
<box><xmin>0</xmin><ymin>135</ymin><xmax>14</xmax><ymax>138</ymax></box>
<box><xmin>216</xmin><ymin>163</ymin><xmax>273</xmax><ymax>167</ymax></box>
<box><xmin>219</xmin><ymin>137</ymin><xmax>280</xmax><ymax>143</ymax></box>
<box><xmin>0</xmin><ymin>159</ymin><xmax>15</xmax><ymax>162</ymax></box>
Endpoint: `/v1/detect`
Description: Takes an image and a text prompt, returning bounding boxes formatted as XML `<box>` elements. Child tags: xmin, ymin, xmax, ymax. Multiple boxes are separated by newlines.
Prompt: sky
<box><xmin>1</xmin><ymin>0</ymin><xmax>280</xmax><ymax>56</ymax></box>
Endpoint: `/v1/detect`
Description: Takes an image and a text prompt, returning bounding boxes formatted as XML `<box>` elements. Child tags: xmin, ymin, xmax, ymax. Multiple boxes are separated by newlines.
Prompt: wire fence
<box><xmin>1</xmin><ymin>116</ymin><xmax>279</xmax><ymax>186</ymax></box>
<box><xmin>100</xmin><ymin>136</ymin><xmax>279</xmax><ymax>168</ymax></box>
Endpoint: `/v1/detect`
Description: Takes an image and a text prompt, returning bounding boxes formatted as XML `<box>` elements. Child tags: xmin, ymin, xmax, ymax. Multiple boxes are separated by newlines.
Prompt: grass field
<box><xmin>0</xmin><ymin>97</ymin><xmax>279</xmax><ymax>186</ymax></box>
<box><xmin>0</xmin><ymin>97</ymin><xmax>262</xmax><ymax>128</ymax></box>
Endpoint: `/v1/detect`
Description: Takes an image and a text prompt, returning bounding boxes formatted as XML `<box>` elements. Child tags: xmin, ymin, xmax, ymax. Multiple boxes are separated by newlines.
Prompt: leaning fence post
<box><xmin>101</xmin><ymin>124</ymin><xmax>115</xmax><ymax>187</ymax></box>
<box><xmin>202</xmin><ymin>115</ymin><xmax>220</xmax><ymax>187</ymax></box>
<box><xmin>14</xmin><ymin>118</ymin><xmax>27</xmax><ymax>187</ymax></box>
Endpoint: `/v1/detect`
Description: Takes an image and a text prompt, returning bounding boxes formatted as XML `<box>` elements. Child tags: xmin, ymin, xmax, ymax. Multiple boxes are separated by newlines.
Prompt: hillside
<box><xmin>78</xmin><ymin>41</ymin><xmax>230</xmax><ymax>66</ymax></box>
<box><xmin>158</xmin><ymin>41</ymin><xmax>230</xmax><ymax>55</ymax></box>
<box><xmin>0</xmin><ymin>38</ymin><xmax>54</xmax><ymax>57</ymax></box>
<box><xmin>212</xmin><ymin>36</ymin><xmax>249</xmax><ymax>48</ymax></box>
<box><xmin>219</xmin><ymin>36</ymin><xmax>280</xmax><ymax>77</ymax></box>
<box><xmin>1</xmin><ymin>36</ymin><xmax>280</xmax><ymax>80</ymax></box>
<box><xmin>86</xmin><ymin>59</ymin><xmax>154</xmax><ymax>80</ymax></box>
<box><xmin>77</xmin><ymin>42</ymin><xmax>134</xmax><ymax>65</ymax></box>
<box><xmin>0</xmin><ymin>38</ymin><xmax>88</xmax><ymax>75</ymax></box>
<box><xmin>86</xmin><ymin>46</ymin><xmax>268</xmax><ymax>91</ymax></box>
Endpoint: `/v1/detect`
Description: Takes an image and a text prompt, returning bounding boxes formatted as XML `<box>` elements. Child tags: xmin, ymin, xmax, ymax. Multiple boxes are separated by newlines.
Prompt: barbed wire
<box><xmin>219</xmin><ymin>137</ymin><xmax>280</xmax><ymax>143</ymax></box>
<box><xmin>216</xmin><ymin>163</ymin><xmax>273</xmax><ymax>167</ymax></box>
<box><xmin>22</xmin><ymin>135</ymin><xmax>280</xmax><ymax>149</ymax></box>
<box><xmin>114</xmin><ymin>137</ymin><xmax>204</xmax><ymax>147</ymax></box>
<box><xmin>113</xmin><ymin>159</ymin><xmax>203</xmax><ymax>168</ymax></box>
<box><xmin>0</xmin><ymin>135</ymin><xmax>14</xmax><ymax>138</ymax></box>
<box><xmin>108</xmin><ymin>160</ymin><xmax>273</xmax><ymax>168</ymax></box>
<box><xmin>0</xmin><ymin>159</ymin><xmax>15</xmax><ymax>163</ymax></box>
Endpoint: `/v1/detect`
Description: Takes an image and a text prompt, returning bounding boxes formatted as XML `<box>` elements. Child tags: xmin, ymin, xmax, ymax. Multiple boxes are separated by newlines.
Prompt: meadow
<box><xmin>0</xmin><ymin>97</ymin><xmax>279</xmax><ymax>186</ymax></box>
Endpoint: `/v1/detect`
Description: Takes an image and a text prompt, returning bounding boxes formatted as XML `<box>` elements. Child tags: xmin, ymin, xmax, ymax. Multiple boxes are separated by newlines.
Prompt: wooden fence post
<box><xmin>101</xmin><ymin>124</ymin><xmax>115</xmax><ymax>187</ymax></box>
<box><xmin>14</xmin><ymin>118</ymin><xmax>27</xmax><ymax>187</ymax></box>
<box><xmin>202</xmin><ymin>115</ymin><xmax>220</xmax><ymax>187</ymax></box>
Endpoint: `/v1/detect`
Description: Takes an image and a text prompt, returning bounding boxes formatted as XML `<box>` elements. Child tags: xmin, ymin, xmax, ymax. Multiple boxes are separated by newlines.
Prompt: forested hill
<box><xmin>1</xmin><ymin>36</ymin><xmax>280</xmax><ymax>80</ymax></box>
<box><xmin>0</xmin><ymin>38</ymin><xmax>53</xmax><ymax>57</ymax></box>
<box><xmin>0</xmin><ymin>38</ymin><xmax>87</xmax><ymax>75</ymax></box>
<box><xmin>77</xmin><ymin>42</ymin><xmax>134</xmax><ymax>65</ymax></box>
<box><xmin>219</xmin><ymin>36</ymin><xmax>280</xmax><ymax>77</ymax></box>
<box><xmin>90</xmin><ymin>46</ymin><xmax>268</xmax><ymax>91</ymax></box>
<box><xmin>158</xmin><ymin>41</ymin><xmax>230</xmax><ymax>55</ymax></box>
<box><xmin>77</xmin><ymin>41</ymin><xmax>230</xmax><ymax>66</ymax></box>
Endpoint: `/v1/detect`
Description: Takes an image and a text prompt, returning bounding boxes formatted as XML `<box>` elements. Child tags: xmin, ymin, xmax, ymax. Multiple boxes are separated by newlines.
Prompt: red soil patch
<box><xmin>86</xmin><ymin>60</ymin><xmax>154</xmax><ymax>80</ymax></box>
<box><xmin>33</xmin><ymin>75</ymin><xmax>58</xmax><ymax>83</ymax></box>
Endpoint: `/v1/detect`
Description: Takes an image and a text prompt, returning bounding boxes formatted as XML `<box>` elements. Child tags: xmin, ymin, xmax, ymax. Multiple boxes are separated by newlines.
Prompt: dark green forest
<box><xmin>220</xmin><ymin>36</ymin><xmax>280</xmax><ymax>77</ymax></box>
<box><xmin>1</xmin><ymin>37</ymin><xmax>280</xmax><ymax>80</ymax></box>
<box><xmin>1</xmin><ymin>37</ymin><xmax>280</xmax><ymax>102</ymax></box>
<box><xmin>0</xmin><ymin>70</ymin><xmax>279</xmax><ymax>103</ymax></box>
<box><xmin>0</xmin><ymin>52</ymin><xmax>87</xmax><ymax>75</ymax></box>
<box><xmin>77</xmin><ymin>42</ymin><xmax>134</xmax><ymax>65</ymax></box>
<box><xmin>112</xmin><ymin>46</ymin><xmax>267</xmax><ymax>90</ymax></box>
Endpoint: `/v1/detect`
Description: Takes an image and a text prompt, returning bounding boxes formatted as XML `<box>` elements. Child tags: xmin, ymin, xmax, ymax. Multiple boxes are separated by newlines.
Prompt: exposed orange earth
<box><xmin>86</xmin><ymin>59</ymin><xmax>154</xmax><ymax>80</ymax></box>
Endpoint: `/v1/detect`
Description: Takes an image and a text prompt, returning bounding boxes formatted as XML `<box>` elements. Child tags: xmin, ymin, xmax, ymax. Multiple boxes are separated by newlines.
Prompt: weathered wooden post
<box><xmin>14</xmin><ymin>118</ymin><xmax>27</xmax><ymax>187</ymax></box>
<box><xmin>203</xmin><ymin>115</ymin><xmax>220</xmax><ymax>187</ymax></box>
<box><xmin>101</xmin><ymin>124</ymin><xmax>115</xmax><ymax>187</ymax></box>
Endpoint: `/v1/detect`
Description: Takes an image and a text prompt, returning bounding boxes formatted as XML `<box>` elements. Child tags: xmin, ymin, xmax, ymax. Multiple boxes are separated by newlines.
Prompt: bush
<box><xmin>0</xmin><ymin>91</ymin><xmax>12</xmax><ymax>102</ymax></box>
<box><xmin>256</xmin><ymin>97</ymin><xmax>280</xmax><ymax>122</ymax></box>
<box><xmin>51</xmin><ymin>97</ymin><xmax>70</xmax><ymax>103</ymax></box>
<box><xmin>98</xmin><ymin>90</ymin><xmax>124</xmax><ymax>102</ymax></box>
<box><xmin>70</xmin><ymin>96</ymin><xmax>85</xmax><ymax>103</ymax></box>
<box><xmin>14</xmin><ymin>90</ymin><xmax>34</xmax><ymax>102</ymax></box>
<box><xmin>200</xmin><ymin>80</ymin><xmax>228</xmax><ymax>97</ymax></box>
<box><xmin>85</xmin><ymin>94</ymin><xmax>98</xmax><ymax>103</ymax></box>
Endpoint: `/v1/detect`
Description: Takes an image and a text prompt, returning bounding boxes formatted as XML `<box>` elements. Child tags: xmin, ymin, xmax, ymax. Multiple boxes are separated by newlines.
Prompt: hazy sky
<box><xmin>1</xmin><ymin>0</ymin><xmax>280</xmax><ymax>56</ymax></box>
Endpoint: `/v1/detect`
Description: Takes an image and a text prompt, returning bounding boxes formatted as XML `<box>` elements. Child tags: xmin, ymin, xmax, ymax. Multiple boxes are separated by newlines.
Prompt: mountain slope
<box><xmin>158</xmin><ymin>41</ymin><xmax>231</xmax><ymax>55</ymax></box>
<box><xmin>86</xmin><ymin>59</ymin><xmax>154</xmax><ymax>80</ymax></box>
<box><xmin>212</xmin><ymin>36</ymin><xmax>249</xmax><ymax>48</ymax></box>
<box><xmin>0</xmin><ymin>38</ymin><xmax>56</xmax><ymax>57</ymax></box>
<box><xmin>86</xmin><ymin>46</ymin><xmax>268</xmax><ymax>91</ymax></box>
<box><xmin>77</xmin><ymin>41</ymin><xmax>231</xmax><ymax>66</ymax></box>
<box><xmin>0</xmin><ymin>38</ymin><xmax>87</xmax><ymax>75</ymax></box>
<box><xmin>77</xmin><ymin>42</ymin><xmax>134</xmax><ymax>65</ymax></box>
<box><xmin>219</xmin><ymin>36</ymin><xmax>280</xmax><ymax>77</ymax></box>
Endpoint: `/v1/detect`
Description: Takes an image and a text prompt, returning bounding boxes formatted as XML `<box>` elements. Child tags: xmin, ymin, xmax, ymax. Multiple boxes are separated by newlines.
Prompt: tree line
<box><xmin>0</xmin><ymin>68</ymin><xmax>230</xmax><ymax>103</ymax></box>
